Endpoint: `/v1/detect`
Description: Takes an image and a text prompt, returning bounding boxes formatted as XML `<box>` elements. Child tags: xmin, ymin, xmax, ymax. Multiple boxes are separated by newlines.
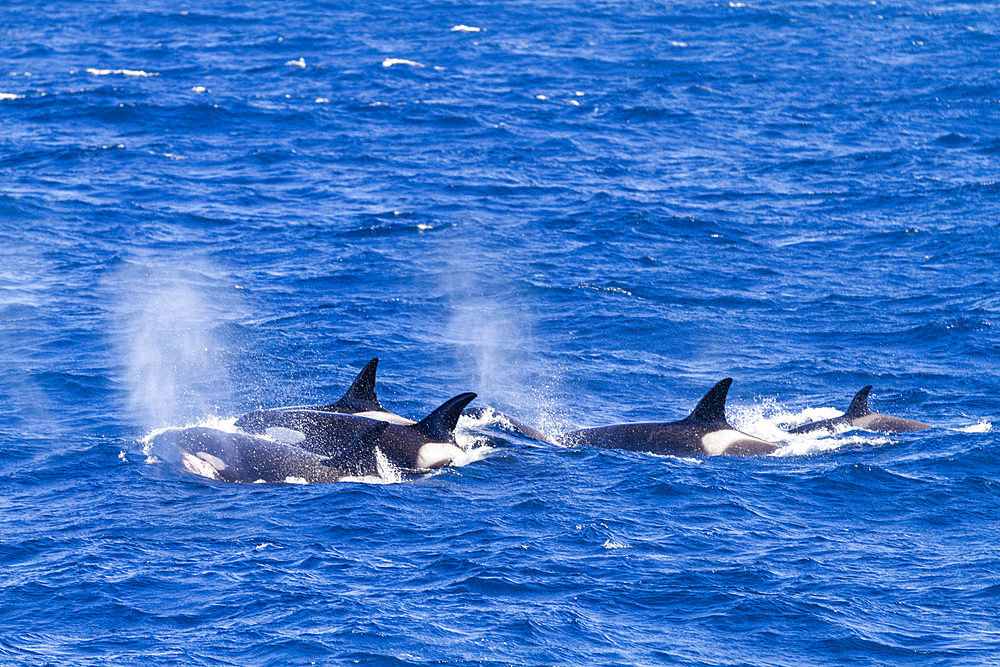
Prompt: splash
<box><xmin>956</xmin><ymin>421</ymin><xmax>992</xmax><ymax>433</ymax></box>
<box><xmin>729</xmin><ymin>400</ymin><xmax>892</xmax><ymax>456</ymax></box>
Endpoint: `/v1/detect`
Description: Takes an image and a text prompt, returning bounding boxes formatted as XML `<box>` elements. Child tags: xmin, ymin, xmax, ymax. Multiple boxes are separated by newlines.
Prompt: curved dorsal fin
<box><xmin>322</xmin><ymin>358</ymin><xmax>383</xmax><ymax>413</ymax></box>
<box><xmin>321</xmin><ymin>420</ymin><xmax>388</xmax><ymax>475</ymax></box>
<box><xmin>683</xmin><ymin>378</ymin><xmax>733</xmax><ymax>425</ymax></box>
<box><xmin>845</xmin><ymin>385</ymin><xmax>872</xmax><ymax>417</ymax></box>
<box><xmin>412</xmin><ymin>392</ymin><xmax>477</xmax><ymax>442</ymax></box>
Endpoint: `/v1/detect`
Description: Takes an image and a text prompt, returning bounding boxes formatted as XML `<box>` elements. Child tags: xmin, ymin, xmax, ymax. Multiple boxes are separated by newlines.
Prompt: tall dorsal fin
<box><xmin>322</xmin><ymin>358</ymin><xmax>383</xmax><ymax>413</ymax></box>
<box><xmin>683</xmin><ymin>378</ymin><xmax>733</xmax><ymax>425</ymax></box>
<box><xmin>845</xmin><ymin>385</ymin><xmax>872</xmax><ymax>417</ymax></box>
<box><xmin>321</xmin><ymin>421</ymin><xmax>388</xmax><ymax>476</ymax></box>
<box><xmin>411</xmin><ymin>392</ymin><xmax>477</xmax><ymax>442</ymax></box>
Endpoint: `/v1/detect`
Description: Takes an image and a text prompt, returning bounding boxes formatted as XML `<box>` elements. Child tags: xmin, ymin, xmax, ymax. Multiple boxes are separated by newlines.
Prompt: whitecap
<box><xmin>729</xmin><ymin>401</ymin><xmax>891</xmax><ymax>456</ymax></box>
<box><xmin>579</xmin><ymin>282</ymin><xmax>633</xmax><ymax>296</ymax></box>
<box><xmin>284</xmin><ymin>57</ymin><xmax>306</xmax><ymax>68</ymax></box>
<box><xmin>382</xmin><ymin>58</ymin><xmax>425</xmax><ymax>68</ymax></box>
<box><xmin>191</xmin><ymin>86</ymin><xmax>209</xmax><ymax>93</ymax></box>
<box><xmin>0</xmin><ymin>93</ymin><xmax>24</xmax><ymax>101</ymax></box>
<box><xmin>86</xmin><ymin>68</ymin><xmax>158</xmax><ymax>77</ymax></box>
<box><xmin>450</xmin><ymin>25</ymin><xmax>482</xmax><ymax>32</ymax></box>
<box><xmin>602</xmin><ymin>540</ymin><xmax>629</xmax><ymax>549</ymax></box>
<box><xmin>956</xmin><ymin>421</ymin><xmax>992</xmax><ymax>433</ymax></box>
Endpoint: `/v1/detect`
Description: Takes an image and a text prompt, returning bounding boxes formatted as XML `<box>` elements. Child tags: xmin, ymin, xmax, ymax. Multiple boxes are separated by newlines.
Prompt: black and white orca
<box><xmin>164</xmin><ymin>420</ymin><xmax>392</xmax><ymax>484</ymax></box>
<box><xmin>233</xmin><ymin>391</ymin><xmax>477</xmax><ymax>470</ymax></box>
<box><xmin>154</xmin><ymin>391</ymin><xmax>477</xmax><ymax>484</ymax></box>
<box><xmin>786</xmin><ymin>385</ymin><xmax>932</xmax><ymax>434</ymax></box>
<box><xmin>558</xmin><ymin>379</ymin><xmax>778</xmax><ymax>456</ymax></box>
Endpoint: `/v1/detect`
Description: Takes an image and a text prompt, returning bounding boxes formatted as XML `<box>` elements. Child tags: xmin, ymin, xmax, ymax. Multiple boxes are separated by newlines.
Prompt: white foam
<box><xmin>457</xmin><ymin>407</ymin><xmax>501</xmax><ymax>430</ymax></box>
<box><xmin>729</xmin><ymin>401</ymin><xmax>892</xmax><ymax>457</ymax></box>
<box><xmin>283</xmin><ymin>476</ymin><xmax>308</xmax><ymax>485</ymax></box>
<box><xmin>456</xmin><ymin>407</ymin><xmax>548</xmax><ymax>445</ymax></box>
<box><xmin>285</xmin><ymin>57</ymin><xmax>306</xmax><ymax>68</ymax></box>
<box><xmin>374</xmin><ymin>448</ymin><xmax>404</xmax><ymax>483</ymax></box>
<box><xmin>450</xmin><ymin>25</ymin><xmax>482</xmax><ymax>32</ymax></box>
<box><xmin>314</xmin><ymin>97</ymin><xmax>330</xmax><ymax>104</ymax></box>
<box><xmin>602</xmin><ymin>540</ymin><xmax>629</xmax><ymax>550</ymax></box>
<box><xmin>382</xmin><ymin>58</ymin><xmax>425</xmax><ymax>68</ymax></box>
<box><xmin>450</xmin><ymin>421</ymin><xmax>495</xmax><ymax>466</ymax></box>
<box><xmin>191</xmin><ymin>86</ymin><xmax>209</xmax><ymax>93</ymax></box>
<box><xmin>0</xmin><ymin>93</ymin><xmax>24</xmax><ymax>100</ymax></box>
<box><xmin>773</xmin><ymin>432</ymin><xmax>892</xmax><ymax>457</ymax></box>
<box><xmin>86</xmin><ymin>68</ymin><xmax>157</xmax><ymax>77</ymax></box>
<box><xmin>956</xmin><ymin>421</ymin><xmax>992</xmax><ymax>433</ymax></box>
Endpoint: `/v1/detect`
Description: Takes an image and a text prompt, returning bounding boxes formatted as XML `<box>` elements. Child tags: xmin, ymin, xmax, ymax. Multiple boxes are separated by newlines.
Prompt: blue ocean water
<box><xmin>2</xmin><ymin>0</ymin><xmax>999</xmax><ymax>663</ymax></box>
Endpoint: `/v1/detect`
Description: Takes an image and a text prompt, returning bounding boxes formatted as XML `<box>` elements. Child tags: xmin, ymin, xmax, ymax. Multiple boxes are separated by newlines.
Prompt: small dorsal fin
<box><xmin>321</xmin><ymin>421</ymin><xmax>388</xmax><ymax>475</ymax></box>
<box><xmin>412</xmin><ymin>392</ymin><xmax>477</xmax><ymax>442</ymax></box>
<box><xmin>322</xmin><ymin>358</ymin><xmax>383</xmax><ymax>413</ymax></box>
<box><xmin>683</xmin><ymin>378</ymin><xmax>733</xmax><ymax>424</ymax></box>
<box><xmin>845</xmin><ymin>385</ymin><xmax>872</xmax><ymax>417</ymax></box>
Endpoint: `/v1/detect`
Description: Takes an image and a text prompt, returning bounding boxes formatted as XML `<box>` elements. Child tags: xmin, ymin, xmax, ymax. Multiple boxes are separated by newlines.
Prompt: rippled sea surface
<box><xmin>2</xmin><ymin>1</ymin><xmax>999</xmax><ymax>664</ymax></box>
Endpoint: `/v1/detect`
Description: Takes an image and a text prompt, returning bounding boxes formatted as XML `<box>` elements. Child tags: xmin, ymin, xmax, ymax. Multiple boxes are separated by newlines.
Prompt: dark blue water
<box><xmin>2</xmin><ymin>0</ymin><xmax>999</xmax><ymax>663</ymax></box>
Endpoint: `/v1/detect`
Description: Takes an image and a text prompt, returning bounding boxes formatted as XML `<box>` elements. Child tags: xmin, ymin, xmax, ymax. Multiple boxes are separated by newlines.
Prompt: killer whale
<box><xmin>154</xmin><ymin>392</ymin><xmax>478</xmax><ymax>484</ymax></box>
<box><xmin>304</xmin><ymin>357</ymin><xmax>555</xmax><ymax>442</ymax></box>
<box><xmin>787</xmin><ymin>385</ymin><xmax>932</xmax><ymax>434</ymax></box>
<box><xmin>234</xmin><ymin>391</ymin><xmax>478</xmax><ymax>470</ymax></box>
<box><xmin>162</xmin><ymin>420</ymin><xmax>393</xmax><ymax>484</ymax></box>
<box><xmin>558</xmin><ymin>378</ymin><xmax>778</xmax><ymax>456</ymax></box>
